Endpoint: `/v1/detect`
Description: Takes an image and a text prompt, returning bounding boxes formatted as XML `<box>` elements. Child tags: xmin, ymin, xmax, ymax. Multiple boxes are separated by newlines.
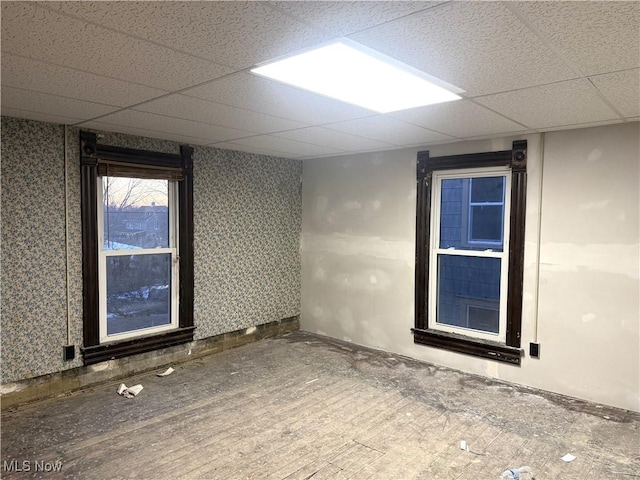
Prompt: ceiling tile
<box><xmin>540</xmin><ymin>120</ymin><xmax>624</xmax><ymax>133</ymax></box>
<box><xmin>2</xmin><ymin>1</ymin><xmax>634</xmax><ymax>154</ymax></box>
<box><xmin>40</xmin><ymin>1</ymin><xmax>329</xmax><ymax>69</ymax></box>
<box><xmin>1</xmin><ymin>2</ymin><xmax>231</xmax><ymax>91</ymax></box>
<box><xmin>390</xmin><ymin>100</ymin><xmax>526</xmax><ymax>138</ymax></box>
<box><xmin>183</xmin><ymin>73</ymin><xmax>374</xmax><ymax>125</ymax></box>
<box><xmin>81</xmin><ymin>110</ymin><xmax>256</xmax><ymax>143</ymax></box>
<box><xmin>463</xmin><ymin>129</ymin><xmax>539</xmax><ymax>142</ymax></box>
<box><xmin>77</xmin><ymin>120</ymin><xmax>214</xmax><ymax>146</ymax></box>
<box><xmin>271</xmin><ymin>1</ymin><xmax>440</xmax><ymax>37</ymax></box>
<box><xmin>349</xmin><ymin>1</ymin><xmax>574</xmax><ymax>96</ymax></box>
<box><xmin>224</xmin><ymin>135</ymin><xmax>344</xmax><ymax>158</ymax></box>
<box><xmin>324</xmin><ymin>116</ymin><xmax>454</xmax><ymax>146</ymax></box>
<box><xmin>273</xmin><ymin>127</ymin><xmax>395</xmax><ymax>153</ymax></box>
<box><xmin>475</xmin><ymin>79</ymin><xmax>620</xmax><ymax>129</ymax></box>
<box><xmin>1</xmin><ymin>87</ymin><xmax>118</xmax><ymax>121</ymax></box>
<box><xmin>133</xmin><ymin>94</ymin><xmax>306</xmax><ymax>134</ymax></box>
<box><xmin>212</xmin><ymin>142</ymin><xmax>299</xmax><ymax>159</ymax></box>
<box><xmin>1</xmin><ymin>107</ymin><xmax>85</xmax><ymax>126</ymax></box>
<box><xmin>513</xmin><ymin>1</ymin><xmax>640</xmax><ymax>76</ymax></box>
<box><xmin>1</xmin><ymin>54</ymin><xmax>166</xmax><ymax>107</ymax></box>
<box><xmin>589</xmin><ymin>69</ymin><xmax>640</xmax><ymax>119</ymax></box>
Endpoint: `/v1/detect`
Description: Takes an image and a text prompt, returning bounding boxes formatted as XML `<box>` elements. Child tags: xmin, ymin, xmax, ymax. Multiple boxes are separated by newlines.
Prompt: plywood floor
<box><xmin>2</xmin><ymin>332</ymin><xmax>639</xmax><ymax>479</ymax></box>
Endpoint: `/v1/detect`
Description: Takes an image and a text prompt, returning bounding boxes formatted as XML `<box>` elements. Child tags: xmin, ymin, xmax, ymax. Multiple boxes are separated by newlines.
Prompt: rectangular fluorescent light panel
<box><xmin>251</xmin><ymin>41</ymin><xmax>463</xmax><ymax>113</ymax></box>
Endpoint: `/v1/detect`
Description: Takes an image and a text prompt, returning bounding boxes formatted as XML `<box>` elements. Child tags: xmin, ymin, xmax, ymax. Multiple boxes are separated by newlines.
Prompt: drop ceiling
<box><xmin>1</xmin><ymin>1</ymin><xmax>638</xmax><ymax>160</ymax></box>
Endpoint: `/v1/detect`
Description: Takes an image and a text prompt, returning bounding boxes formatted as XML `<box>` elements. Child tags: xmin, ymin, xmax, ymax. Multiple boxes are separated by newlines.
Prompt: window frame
<box><xmin>429</xmin><ymin>167</ymin><xmax>511</xmax><ymax>343</ymax></box>
<box><xmin>413</xmin><ymin>141</ymin><xmax>527</xmax><ymax>365</ymax></box>
<box><xmin>80</xmin><ymin>131</ymin><xmax>195</xmax><ymax>365</ymax></box>
<box><xmin>97</xmin><ymin>176</ymin><xmax>179</xmax><ymax>343</ymax></box>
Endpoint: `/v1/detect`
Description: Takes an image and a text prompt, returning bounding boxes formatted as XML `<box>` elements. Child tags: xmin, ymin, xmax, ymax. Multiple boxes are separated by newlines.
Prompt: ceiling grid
<box><xmin>1</xmin><ymin>1</ymin><xmax>638</xmax><ymax>159</ymax></box>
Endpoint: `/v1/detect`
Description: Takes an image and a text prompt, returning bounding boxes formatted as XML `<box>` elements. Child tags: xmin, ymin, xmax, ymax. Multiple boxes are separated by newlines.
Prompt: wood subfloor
<box><xmin>2</xmin><ymin>331</ymin><xmax>639</xmax><ymax>479</ymax></box>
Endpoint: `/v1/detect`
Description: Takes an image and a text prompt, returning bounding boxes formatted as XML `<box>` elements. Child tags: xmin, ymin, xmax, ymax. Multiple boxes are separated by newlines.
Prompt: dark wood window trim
<box><xmin>80</xmin><ymin>131</ymin><xmax>195</xmax><ymax>365</ymax></box>
<box><xmin>413</xmin><ymin>140</ymin><xmax>527</xmax><ymax>365</ymax></box>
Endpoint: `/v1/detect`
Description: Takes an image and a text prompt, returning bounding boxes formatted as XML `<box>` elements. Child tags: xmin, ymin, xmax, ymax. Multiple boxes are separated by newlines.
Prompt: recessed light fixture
<box><xmin>251</xmin><ymin>40</ymin><xmax>463</xmax><ymax>113</ymax></box>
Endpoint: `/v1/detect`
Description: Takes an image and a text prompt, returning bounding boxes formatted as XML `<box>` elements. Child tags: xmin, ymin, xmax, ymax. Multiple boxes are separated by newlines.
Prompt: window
<box><xmin>466</xmin><ymin>177</ymin><xmax>506</xmax><ymax>247</ymax></box>
<box><xmin>430</xmin><ymin>168</ymin><xmax>510</xmax><ymax>342</ymax></box>
<box><xmin>99</xmin><ymin>177</ymin><xmax>177</xmax><ymax>342</ymax></box>
<box><xmin>413</xmin><ymin>141</ymin><xmax>527</xmax><ymax>364</ymax></box>
<box><xmin>80</xmin><ymin>132</ymin><xmax>194</xmax><ymax>365</ymax></box>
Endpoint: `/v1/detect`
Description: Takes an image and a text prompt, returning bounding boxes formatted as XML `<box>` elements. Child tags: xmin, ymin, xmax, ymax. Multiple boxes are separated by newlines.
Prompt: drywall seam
<box><xmin>302</xmin><ymin>233</ymin><xmax>415</xmax><ymax>265</ymax></box>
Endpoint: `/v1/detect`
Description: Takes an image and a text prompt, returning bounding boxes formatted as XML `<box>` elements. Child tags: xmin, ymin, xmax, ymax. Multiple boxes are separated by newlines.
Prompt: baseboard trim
<box><xmin>1</xmin><ymin>316</ymin><xmax>299</xmax><ymax>410</ymax></box>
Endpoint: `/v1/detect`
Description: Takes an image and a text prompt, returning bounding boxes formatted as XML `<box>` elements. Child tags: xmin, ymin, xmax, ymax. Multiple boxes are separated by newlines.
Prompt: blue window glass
<box><xmin>436</xmin><ymin>255</ymin><xmax>501</xmax><ymax>334</ymax></box>
<box><xmin>439</xmin><ymin>176</ymin><xmax>505</xmax><ymax>251</ymax></box>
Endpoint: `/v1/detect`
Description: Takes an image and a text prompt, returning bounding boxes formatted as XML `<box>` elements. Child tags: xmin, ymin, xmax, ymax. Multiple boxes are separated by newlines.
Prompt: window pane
<box><xmin>106</xmin><ymin>254</ymin><xmax>171</xmax><ymax>336</ymax></box>
<box><xmin>439</xmin><ymin>178</ymin><xmax>464</xmax><ymax>249</ymax></box>
<box><xmin>439</xmin><ymin>176</ymin><xmax>505</xmax><ymax>251</ymax></box>
<box><xmin>436</xmin><ymin>255</ymin><xmax>501</xmax><ymax>334</ymax></box>
<box><xmin>470</xmin><ymin>205</ymin><xmax>503</xmax><ymax>242</ymax></box>
<box><xmin>470</xmin><ymin>177</ymin><xmax>504</xmax><ymax>203</ymax></box>
<box><xmin>467</xmin><ymin>306</ymin><xmax>499</xmax><ymax>333</ymax></box>
<box><xmin>103</xmin><ymin>177</ymin><xmax>169</xmax><ymax>250</ymax></box>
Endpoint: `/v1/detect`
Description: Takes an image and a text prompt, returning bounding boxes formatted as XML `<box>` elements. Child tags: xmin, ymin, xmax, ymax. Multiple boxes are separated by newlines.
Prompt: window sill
<box><xmin>82</xmin><ymin>327</ymin><xmax>195</xmax><ymax>365</ymax></box>
<box><xmin>411</xmin><ymin>328</ymin><xmax>522</xmax><ymax>365</ymax></box>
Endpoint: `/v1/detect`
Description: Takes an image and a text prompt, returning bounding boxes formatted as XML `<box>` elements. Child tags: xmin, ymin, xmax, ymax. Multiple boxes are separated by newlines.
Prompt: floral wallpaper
<box><xmin>1</xmin><ymin>116</ymin><xmax>302</xmax><ymax>383</ymax></box>
<box><xmin>1</xmin><ymin>118</ymin><xmax>77</xmax><ymax>383</ymax></box>
<box><xmin>193</xmin><ymin>147</ymin><xmax>302</xmax><ymax>339</ymax></box>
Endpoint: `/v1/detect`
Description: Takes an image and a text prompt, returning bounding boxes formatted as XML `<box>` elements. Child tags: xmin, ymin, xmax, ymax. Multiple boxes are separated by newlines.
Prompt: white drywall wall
<box><xmin>301</xmin><ymin>122</ymin><xmax>639</xmax><ymax>411</ymax></box>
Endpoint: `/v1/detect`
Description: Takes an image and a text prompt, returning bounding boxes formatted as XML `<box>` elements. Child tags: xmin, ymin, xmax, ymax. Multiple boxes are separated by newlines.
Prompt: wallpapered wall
<box><xmin>0</xmin><ymin>116</ymin><xmax>302</xmax><ymax>383</ymax></box>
